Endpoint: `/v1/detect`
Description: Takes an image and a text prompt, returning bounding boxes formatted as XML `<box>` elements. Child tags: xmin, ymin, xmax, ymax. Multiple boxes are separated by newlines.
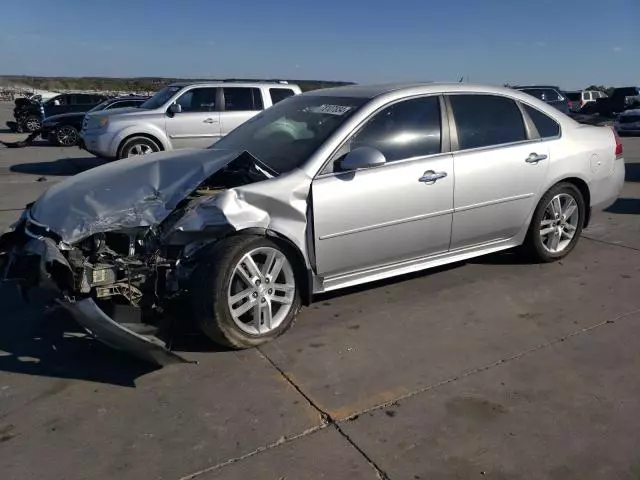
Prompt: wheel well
<box><xmin>220</xmin><ymin>229</ymin><xmax>313</xmax><ymax>306</ymax></box>
<box><xmin>117</xmin><ymin>133</ymin><xmax>164</xmax><ymax>158</ymax></box>
<box><xmin>558</xmin><ymin>177</ymin><xmax>591</xmax><ymax>227</ymax></box>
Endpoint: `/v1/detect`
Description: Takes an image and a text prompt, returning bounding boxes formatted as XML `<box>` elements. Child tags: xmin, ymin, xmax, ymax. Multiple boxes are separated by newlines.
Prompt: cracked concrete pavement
<box><xmin>1</xmin><ymin>102</ymin><xmax>640</xmax><ymax>479</ymax></box>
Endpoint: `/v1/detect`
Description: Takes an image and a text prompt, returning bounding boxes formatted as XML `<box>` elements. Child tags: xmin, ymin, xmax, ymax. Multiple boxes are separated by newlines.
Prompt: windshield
<box><xmin>88</xmin><ymin>99</ymin><xmax>112</xmax><ymax>113</ymax></box>
<box><xmin>140</xmin><ymin>86</ymin><xmax>181</xmax><ymax>110</ymax></box>
<box><xmin>210</xmin><ymin>94</ymin><xmax>368</xmax><ymax>174</ymax></box>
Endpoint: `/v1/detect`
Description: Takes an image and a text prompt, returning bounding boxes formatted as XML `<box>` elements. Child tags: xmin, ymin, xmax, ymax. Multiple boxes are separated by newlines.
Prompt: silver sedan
<box><xmin>0</xmin><ymin>83</ymin><xmax>625</xmax><ymax>363</ymax></box>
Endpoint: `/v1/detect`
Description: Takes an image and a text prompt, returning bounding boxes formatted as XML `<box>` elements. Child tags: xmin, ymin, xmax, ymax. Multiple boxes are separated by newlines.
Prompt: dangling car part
<box><xmin>0</xmin><ymin>84</ymin><xmax>625</xmax><ymax>365</ymax></box>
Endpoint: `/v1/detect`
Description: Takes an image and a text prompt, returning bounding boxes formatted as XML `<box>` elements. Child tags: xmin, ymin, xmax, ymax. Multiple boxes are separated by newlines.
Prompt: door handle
<box><xmin>419</xmin><ymin>170</ymin><xmax>447</xmax><ymax>184</ymax></box>
<box><xmin>525</xmin><ymin>153</ymin><xmax>547</xmax><ymax>163</ymax></box>
<box><xmin>203</xmin><ymin>118</ymin><xmax>218</xmax><ymax>124</ymax></box>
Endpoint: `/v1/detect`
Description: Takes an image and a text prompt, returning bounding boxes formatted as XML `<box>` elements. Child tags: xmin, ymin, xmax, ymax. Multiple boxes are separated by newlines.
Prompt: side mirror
<box><xmin>168</xmin><ymin>103</ymin><xmax>182</xmax><ymax>114</ymax></box>
<box><xmin>340</xmin><ymin>147</ymin><xmax>386</xmax><ymax>171</ymax></box>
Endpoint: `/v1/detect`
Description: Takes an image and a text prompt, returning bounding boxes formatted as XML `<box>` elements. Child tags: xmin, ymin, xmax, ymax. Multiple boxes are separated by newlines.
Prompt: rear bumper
<box><xmin>1</xmin><ymin>230</ymin><xmax>186</xmax><ymax>365</ymax></box>
<box><xmin>591</xmin><ymin>158</ymin><xmax>625</xmax><ymax>212</ymax></box>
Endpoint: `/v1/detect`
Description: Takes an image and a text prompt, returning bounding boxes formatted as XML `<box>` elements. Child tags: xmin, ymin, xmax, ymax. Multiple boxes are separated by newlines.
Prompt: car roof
<box><xmin>513</xmin><ymin>85</ymin><xmax>561</xmax><ymax>90</ymax></box>
<box><xmin>168</xmin><ymin>81</ymin><xmax>299</xmax><ymax>88</ymax></box>
<box><xmin>302</xmin><ymin>82</ymin><xmax>548</xmax><ymax>100</ymax></box>
<box><xmin>108</xmin><ymin>96</ymin><xmax>149</xmax><ymax>101</ymax></box>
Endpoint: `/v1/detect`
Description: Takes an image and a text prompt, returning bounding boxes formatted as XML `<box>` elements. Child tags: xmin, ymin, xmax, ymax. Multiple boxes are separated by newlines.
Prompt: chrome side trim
<box><xmin>455</xmin><ymin>193</ymin><xmax>534</xmax><ymax>213</ymax></box>
<box><xmin>320</xmin><ymin>238</ymin><xmax>518</xmax><ymax>293</ymax></box>
<box><xmin>169</xmin><ymin>134</ymin><xmax>220</xmax><ymax>139</ymax></box>
<box><xmin>318</xmin><ymin>209</ymin><xmax>454</xmax><ymax>240</ymax></box>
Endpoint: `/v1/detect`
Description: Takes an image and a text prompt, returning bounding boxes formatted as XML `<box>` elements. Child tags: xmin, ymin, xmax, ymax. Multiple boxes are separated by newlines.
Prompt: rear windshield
<box><xmin>566</xmin><ymin>92</ymin><xmax>580</xmax><ymax>101</ymax></box>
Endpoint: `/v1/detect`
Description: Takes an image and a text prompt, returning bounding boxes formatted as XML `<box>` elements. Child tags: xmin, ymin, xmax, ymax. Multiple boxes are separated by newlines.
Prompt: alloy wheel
<box><xmin>539</xmin><ymin>193</ymin><xmax>580</xmax><ymax>253</ymax></box>
<box><xmin>25</xmin><ymin>118</ymin><xmax>41</xmax><ymax>132</ymax></box>
<box><xmin>227</xmin><ymin>247</ymin><xmax>296</xmax><ymax>335</ymax></box>
<box><xmin>126</xmin><ymin>143</ymin><xmax>153</xmax><ymax>156</ymax></box>
<box><xmin>56</xmin><ymin>126</ymin><xmax>78</xmax><ymax>146</ymax></box>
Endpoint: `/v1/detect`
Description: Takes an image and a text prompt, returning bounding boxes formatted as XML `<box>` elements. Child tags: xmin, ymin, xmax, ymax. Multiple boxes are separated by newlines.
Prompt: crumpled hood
<box><xmin>30</xmin><ymin>148</ymin><xmax>241</xmax><ymax>244</ymax></box>
<box><xmin>42</xmin><ymin>112</ymin><xmax>85</xmax><ymax>124</ymax></box>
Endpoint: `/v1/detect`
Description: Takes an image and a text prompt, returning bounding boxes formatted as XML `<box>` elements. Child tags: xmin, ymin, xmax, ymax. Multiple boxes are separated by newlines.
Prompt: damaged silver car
<box><xmin>0</xmin><ymin>83</ymin><xmax>624</xmax><ymax>364</ymax></box>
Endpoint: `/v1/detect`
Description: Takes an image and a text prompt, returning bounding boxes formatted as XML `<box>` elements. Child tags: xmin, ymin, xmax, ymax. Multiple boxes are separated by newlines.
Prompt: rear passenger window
<box><xmin>350</xmin><ymin>96</ymin><xmax>441</xmax><ymax>162</ymax></box>
<box><xmin>523</xmin><ymin>104</ymin><xmax>560</xmax><ymax>138</ymax></box>
<box><xmin>269</xmin><ymin>88</ymin><xmax>295</xmax><ymax>104</ymax></box>
<box><xmin>223</xmin><ymin>88</ymin><xmax>263</xmax><ymax>111</ymax></box>
<box><xmin>450</xmin><ymin>94</ymin><xmax>526</xmax><ymax>150</ymax></box>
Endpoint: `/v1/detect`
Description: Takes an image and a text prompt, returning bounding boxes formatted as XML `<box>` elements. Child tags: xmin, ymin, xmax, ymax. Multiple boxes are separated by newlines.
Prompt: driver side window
<box><xmin>349</xmin><ymin>96</ymin><xmax>442</xmax><ymax>163</ymax></box>
<box><xmin>175</xmin><ymin>88</ymin><xmax>217</xmax><ymax>112</ymax></box>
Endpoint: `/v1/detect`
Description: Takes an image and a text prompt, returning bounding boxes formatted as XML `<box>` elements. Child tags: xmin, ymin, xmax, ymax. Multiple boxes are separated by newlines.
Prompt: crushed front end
<box><xmin>0</xmin><ymin>210</ymin><xmax>190</xmax><ymax>365</ymax></box>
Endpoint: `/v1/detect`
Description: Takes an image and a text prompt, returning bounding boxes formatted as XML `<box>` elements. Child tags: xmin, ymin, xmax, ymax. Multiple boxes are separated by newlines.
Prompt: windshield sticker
<box><xmin>306</xmin><ymin>104</ymin><xmax>353</xmax><ymax>115</ymax></box>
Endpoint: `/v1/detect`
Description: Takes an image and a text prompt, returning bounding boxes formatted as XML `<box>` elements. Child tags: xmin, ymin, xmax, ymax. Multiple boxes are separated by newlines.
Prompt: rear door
<box><xmin>220</xmin><ymin>87</ymin><xmax>264</xmax><ymax>136</ymax></box>
<box><xmin>269</xmin><ymin>87</ymin><xmax>296</xmax><ymax>105</ymax></box>
<box><xmin>447</xmin><ymin>94</ymin><xmax>550</xmax><ymax>250</ymax></box>
<box><xmin>164</xmin><ymin>87</ymin><xmax>221</xmax><ymax>149</ymax></box>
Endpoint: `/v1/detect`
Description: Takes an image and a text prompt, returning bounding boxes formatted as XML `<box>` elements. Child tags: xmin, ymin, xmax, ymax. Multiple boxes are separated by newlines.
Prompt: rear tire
<box><xmin>191</xmin><ymin>235</ymin><xmax>301</xmax><ymax>349</ymax></box>
<box><xmin>118</xmin><ymin>137</ymin><xmax>159</xmax><ymax>159</ymax></box>
<box><xmin>523</xmin><ymin>183</ymin><xmax>585</xmax><ymax>262</ymax></box>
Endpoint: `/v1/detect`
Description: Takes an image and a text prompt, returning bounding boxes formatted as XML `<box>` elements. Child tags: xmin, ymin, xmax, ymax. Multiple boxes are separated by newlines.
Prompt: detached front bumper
<box><xmin>1</xmin><ymin>229</ymin><xmax>186</xmax><ymax>366</ymax></box>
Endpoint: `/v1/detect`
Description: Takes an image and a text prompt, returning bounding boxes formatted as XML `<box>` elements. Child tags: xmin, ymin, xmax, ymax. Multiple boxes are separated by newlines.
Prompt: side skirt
<box><xmin>317</xmin><ymin>238</ymin><xmax>520</xmax><ymax>294</ymax></box>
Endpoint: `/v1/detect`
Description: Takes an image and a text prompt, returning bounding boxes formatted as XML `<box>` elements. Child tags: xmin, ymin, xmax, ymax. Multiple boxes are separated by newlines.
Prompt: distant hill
<box><xmin>0</xmin><ymin>76</ymin><xmax>356</xmax><ymax>93</ymax></box>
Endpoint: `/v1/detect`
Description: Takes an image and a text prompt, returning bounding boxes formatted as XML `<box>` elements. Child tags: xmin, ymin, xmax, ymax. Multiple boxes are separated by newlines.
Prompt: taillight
<box><xmin>613</xmin><ymin>127</ymin><xmax>623</xmax><ymax>158</ymax></box>
<box><xmin>568</xmin><ymin>100</ymin><xmax>573</xmax><ymax>110</ymax></box>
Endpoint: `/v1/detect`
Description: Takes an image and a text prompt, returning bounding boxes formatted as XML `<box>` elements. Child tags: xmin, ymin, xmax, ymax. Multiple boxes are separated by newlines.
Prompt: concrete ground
<box><xmin>1</xmin><ymin>102</ymin><xmax>640</xmax><ymax>480</ymax></box>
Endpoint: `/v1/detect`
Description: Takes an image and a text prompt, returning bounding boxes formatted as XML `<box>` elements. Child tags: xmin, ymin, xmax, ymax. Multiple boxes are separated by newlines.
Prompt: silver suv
<box><xmin>80</xmin><ymin>81</ymin><xmax>301</xmax><ymax>159</ymax></box>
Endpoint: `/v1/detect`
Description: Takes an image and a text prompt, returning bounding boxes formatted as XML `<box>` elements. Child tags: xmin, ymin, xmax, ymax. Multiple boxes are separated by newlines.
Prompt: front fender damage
<box><xmin>2</xmin><ymin>154</ymin><xmax>313</xmax><ymax>366</ymax></box>
<box><xmin>172</xmin><ymin>170</ymin><xmax>312</xmax><ymax>267</ymax></box>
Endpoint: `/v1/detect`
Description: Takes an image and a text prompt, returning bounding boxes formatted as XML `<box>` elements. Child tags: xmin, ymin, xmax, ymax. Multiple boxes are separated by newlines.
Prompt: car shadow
<box><xmin>0</xmin><ymin>284</ymin><xmax>159</xmax><ymax>386</ymax></box>
<box><xmin>606</xmin><ymin>197</ymin><xmax>640</xmax><ymax>215</ymax></box>
<box><xmin>10</xmin><ymin>157</ymin><xmax>108</xmax><ymax>176</ymax></box>
<box><xmin>624</xmin><ymin>162</ymin><xmax>640</xmax><ymax>182</ymax></box>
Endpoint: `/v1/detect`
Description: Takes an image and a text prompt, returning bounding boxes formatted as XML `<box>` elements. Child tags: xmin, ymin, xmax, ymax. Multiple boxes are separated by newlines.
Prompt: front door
<box><xmin>165</xmin><ymin>87</ymin><xmax>221</xmax><ymax>149</ymax></box>
<box><xmin>447</xmin><ymin>94</ymin><xmax>549</xmax><ymax>250</ymax></box>
<box><xmin>312</xmin><ymin>95</ymin><xmax>454</xmax><ymax>278</ymax></box>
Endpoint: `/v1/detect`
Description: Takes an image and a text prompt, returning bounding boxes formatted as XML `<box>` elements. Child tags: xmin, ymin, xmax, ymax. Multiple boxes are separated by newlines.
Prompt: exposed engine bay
<box><xmin>53</xmin><ymin>152</ymin><xmax>272</xmax><ymax>315</ymax></box>
<box><xmin>0</xmin><ymin>149</ymin><xmax>309</xmax><ymax>365</ymax></box>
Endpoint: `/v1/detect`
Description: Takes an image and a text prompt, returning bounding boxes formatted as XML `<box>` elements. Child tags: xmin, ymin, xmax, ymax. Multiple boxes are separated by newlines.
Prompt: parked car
<box><xmin>565</xmin><ymin>90</ymin><xmax>607</xmax><ymax>112</ymax></box>
<box><xmin>40</xmin><ymin>96</ymin><xmax>149</xmax><ymax>146</ymax></box>
<box><xmin>513</xmin><ymin>85</ymin><xmax>570</xmax><ymax>113</ymax></box>
<box><xmin>80</xmin><ymin>81</ymin><xmax>302</xmax><ymax>160</ymax></box>
<box><xmin>615</xmin><ymin>109</ymin><xmax>640</xmax><ymax>135</ymax></box>
<box><xmin>586</xmin><ymin>86</ymin><xmax>640</xmax><ymax>116</ymax></box>
<box><xmin>0</xmin><ymin>83</ymin><xmax>624</xmax><ymax>364</ymax></box>
<box><xmin>10</xmin><ymin>93</ymin><xmax>110</xmax><ymax>133</ymax></box>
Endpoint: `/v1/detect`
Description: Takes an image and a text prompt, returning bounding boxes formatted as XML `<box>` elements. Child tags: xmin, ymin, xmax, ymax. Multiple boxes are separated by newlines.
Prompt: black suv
<box><xmin>587</xmin><ymin>86</ymin><xmax>640</xmax><ymax>117</ymax></box>
<box><xmin>9</xmin><ymin>93</ymin><xmax>109</xmax><ymax>133</ymax></box>
<box><xmin>513</xmin><ymin>85</ymin><xmax>570</xmax><ymax>114</ymax></box>
<box><xmin>41</xmin><ymin>96</ymin><xmax>148</xmax><ymax>146</ymax></box>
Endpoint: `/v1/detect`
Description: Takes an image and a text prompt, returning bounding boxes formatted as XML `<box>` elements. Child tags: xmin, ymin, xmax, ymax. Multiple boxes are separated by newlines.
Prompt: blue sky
<box><xmin>0</xmin><ymin>0</ymin><xmax>637</xmax><ymax>89</ymax></box>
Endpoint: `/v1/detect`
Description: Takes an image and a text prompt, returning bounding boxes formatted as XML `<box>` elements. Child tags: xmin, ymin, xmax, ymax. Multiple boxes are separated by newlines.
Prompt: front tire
<box><xmin>23</xmin><ymin>115</ymin><xmax>41</xmax><ymax>133</ymax></box>
<box><xmin>54</xmin><ymin>125</ymin><xmax>79</xmax><ymax>146</ymax></box>
<box><xmin>118</xmin><ymin>137</ymin><xmax>159</xmax><ymax>159</ymax></box>
<box><xmin>524</xmin><ymin>183</ymin><xmax>585</xmax><ymax>262</ymax></box>
<box><xmin>191</xmin><ymin>236</ymin><xmax>301</xmax><ymax>349</ymax></box>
